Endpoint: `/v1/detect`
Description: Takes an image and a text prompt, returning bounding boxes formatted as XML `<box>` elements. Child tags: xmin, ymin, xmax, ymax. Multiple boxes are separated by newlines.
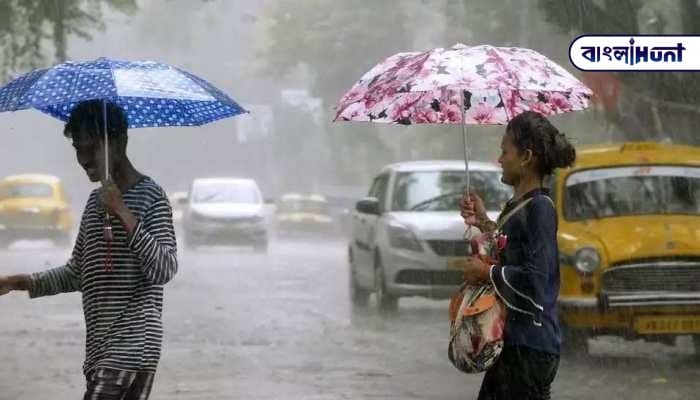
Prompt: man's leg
<box><xmin>83</xmin><ymin>368</ymin><xmax>137</xmax><ymax>400</ymax></box>
<box><xmin>123</xmin><ymin>371</ymin><xmax>155</xmax><ymax>400</ymax></box>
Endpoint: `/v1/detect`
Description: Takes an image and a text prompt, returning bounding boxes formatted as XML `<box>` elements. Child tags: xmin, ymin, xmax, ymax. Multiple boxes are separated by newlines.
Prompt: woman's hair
<box><xmin>506</xmin><ymin>111</ymin><xmax>576</xmax><ymax>176</ymax></box>
<box><xmin>63</xmin><ymin>99</ymin><xmax>128</xmax><ymax>143</ymax></box>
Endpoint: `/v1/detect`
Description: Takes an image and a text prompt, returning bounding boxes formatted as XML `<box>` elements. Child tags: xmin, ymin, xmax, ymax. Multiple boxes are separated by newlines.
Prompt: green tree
<box><xmin>0</xmin><ymin>0</ymin><xmax>137</xmax><ymax>81</ymax></box>
<box><xmin>254</xmin><ymin>0</ymin><xmax>417</xmax><ymax>184</ymax></box>
<box><xmin>539</xmin><ymin>0</ymin><xmax>700</xmax><ymax>144</ymax></box>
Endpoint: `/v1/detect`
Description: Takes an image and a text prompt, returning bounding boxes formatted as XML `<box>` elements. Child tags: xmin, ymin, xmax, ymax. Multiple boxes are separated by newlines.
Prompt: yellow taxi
<box><xmin>554</xmin><ymin>142</ymin><xmax>700</xmax><ymax>354</ymax></box>
<box><xmin>0</xmin><ymin>174</ymin><xmax>73</xmax><ymax>247</ymax></box>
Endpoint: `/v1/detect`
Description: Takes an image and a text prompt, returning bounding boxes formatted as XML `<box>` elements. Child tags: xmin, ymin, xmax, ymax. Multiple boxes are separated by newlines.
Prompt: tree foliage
<box><xmin>540</xmin><ymin>0</ymin><xmax>700</xmax><ymax>144</ymax></box>
<box><xmin>0</xmin><ymin>0</ymin><xmax>137</xmax><ymax>81</ymax></box>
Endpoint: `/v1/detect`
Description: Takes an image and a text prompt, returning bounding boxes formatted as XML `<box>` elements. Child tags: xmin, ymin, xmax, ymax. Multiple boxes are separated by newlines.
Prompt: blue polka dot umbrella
<box><xmin>0</xmin><ymin>58</ymin><xmax>247</xmax><ymax>246</ymax></box>
<box><xmin>0</xmin><ymin>57</ymin><xmax>247</xmax><ymax>128</ymax></box>
<box><xmin>0</xmin><ymin>57</ymin><xmax>247</xmax><ymax>185</ymax></box>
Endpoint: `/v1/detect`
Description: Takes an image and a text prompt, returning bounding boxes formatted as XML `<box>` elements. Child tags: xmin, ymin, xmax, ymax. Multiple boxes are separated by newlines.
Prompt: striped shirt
<box><xmin>28</xmin><ymin>176</ymin><xmax>178</xmax><ymax>375</ymax></box>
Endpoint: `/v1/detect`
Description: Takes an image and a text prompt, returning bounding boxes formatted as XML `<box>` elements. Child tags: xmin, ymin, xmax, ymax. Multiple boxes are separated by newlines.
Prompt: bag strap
<box><xmin>496</xmin><ymin>198</ymin><xmax>533</xmax><ymax>229</ymax></box>
<box><xmin>495</xmin><ymin>195</ymin><xmax>554</xmax><ymax>230</ymax></box>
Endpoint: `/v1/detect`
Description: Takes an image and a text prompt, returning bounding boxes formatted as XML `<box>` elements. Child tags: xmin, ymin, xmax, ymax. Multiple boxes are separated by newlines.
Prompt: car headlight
<box><xmin>387</xmin><ymin>223</ymin><xmax>423</xmax><ymax>252</ymax></box>
<box><xmin>575</xmin><ymin>247</ymin><xmax>601</xmax><ymax>274</ymax></box>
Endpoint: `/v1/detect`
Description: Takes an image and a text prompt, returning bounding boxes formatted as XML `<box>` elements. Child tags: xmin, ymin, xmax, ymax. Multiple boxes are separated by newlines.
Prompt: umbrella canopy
<box><xmin>0</xmin><ymin>57</ymin><xmax>248</xmax><ymax>254</ymax></box>
<box><xmin>334</xmin><ymin>43</ymin><xmax>592</xmax><ymax>125</ymax></box>
<box><xmin>0</xmin><ymin>57</ymin><xmax>246</xmax><ymax>128</ymax></box>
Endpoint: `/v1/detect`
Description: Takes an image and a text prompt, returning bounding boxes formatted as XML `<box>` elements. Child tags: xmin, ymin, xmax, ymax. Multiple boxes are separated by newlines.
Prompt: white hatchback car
<box><xmin>349</xmin><ymin>160</ymin><xmax>511</xmax><ymax>310</ymax></box>
<box><xmin>183</xmin><ymin>178</ymin><xmax>269</xmax><ymax>252</ymax></box>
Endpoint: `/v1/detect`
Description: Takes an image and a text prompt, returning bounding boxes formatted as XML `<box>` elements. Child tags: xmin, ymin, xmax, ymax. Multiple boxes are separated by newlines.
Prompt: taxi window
<box><xmin>0</xmin><ymin>182</ymin><xmax>54</xmax><ymax>199</ymax></box>
<box><xmin>564</xmin><ymin>165</ymin><xmax>700</xmax><ymax>220</ymax></box>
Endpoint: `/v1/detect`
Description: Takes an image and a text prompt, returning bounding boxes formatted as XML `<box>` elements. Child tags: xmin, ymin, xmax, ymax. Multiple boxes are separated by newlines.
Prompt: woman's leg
<box><xmin>477</xmin><ymin>346</ymin><xmax>559</xmax><ymax>400</ymax></box>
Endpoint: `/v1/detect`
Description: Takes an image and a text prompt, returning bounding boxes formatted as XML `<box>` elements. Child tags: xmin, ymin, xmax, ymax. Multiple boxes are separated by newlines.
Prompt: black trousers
<box><xmin>83</xmin><ymin>368</ymin><xmax>155</xmax><ymax>400</ymax></box>
<box><xmin>477</xmin><ymin>345</ymin><xmax>559</xmax><ymax>400</ymax></box>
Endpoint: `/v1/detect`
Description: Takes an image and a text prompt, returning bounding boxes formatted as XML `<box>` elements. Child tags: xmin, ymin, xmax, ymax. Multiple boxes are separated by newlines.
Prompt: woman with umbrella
<box><xmin>461</xmin><ymin>110</ymin><xmax>576</xmax><ymax>400</ymax></box>
<box><xmin>334</xmin><ymin>43</ymin><xmax>590</xmax><ymax>399</ymax></box>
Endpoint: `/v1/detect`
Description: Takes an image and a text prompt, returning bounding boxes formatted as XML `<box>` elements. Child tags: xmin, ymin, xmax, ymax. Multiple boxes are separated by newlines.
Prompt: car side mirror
<box><xmin>356</xmin><ymin>197</ymin><xmax>380</xmax><ymax>215</ymax></box>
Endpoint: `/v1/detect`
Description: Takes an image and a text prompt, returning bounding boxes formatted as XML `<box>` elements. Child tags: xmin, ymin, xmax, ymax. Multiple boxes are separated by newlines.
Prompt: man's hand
<box><xmin>100</xmin><ymin>181</ymin><xmax>138</xmax><ymax>235</ymax></box>
<box><xmin>0</xmin><ymin>276</ymin><xmax>12</xmax><ymax>296</ymax></box>
<box><xmin>100</xmin><ymin>180</ymin><xmax>127</xmax><ymax>216</ymax></box>
<box><xmin>462</xmin><ymin>256</ymin><xmax>491</xmax><ymax>284</ymax></box>
<box><xmin>0</xmin><ymin>275</ymin><xmax>30</xmax><ymax>295</ymax></box>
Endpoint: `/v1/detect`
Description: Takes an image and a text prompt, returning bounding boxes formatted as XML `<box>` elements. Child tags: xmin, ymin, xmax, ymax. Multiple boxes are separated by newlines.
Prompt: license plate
<box><xmin>633</xmin><ymin>316</ymin><xmax>700</xmax><ymax>334</ymax></box>
<box><xmin>447</xmin><ymin>257</ymin><xmax>468</xmax><ymax>271</ymax></box>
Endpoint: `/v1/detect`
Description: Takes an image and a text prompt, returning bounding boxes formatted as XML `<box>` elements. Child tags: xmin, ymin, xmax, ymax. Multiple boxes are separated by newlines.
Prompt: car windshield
<box><xmin>565</xmin><ymin>165</ymin><xmax>700</xmax><ymax>220</ymax></box>
<box><xmin>192</xmin><ymin>182</ymin><xmax>260</xmax><ymax>204</ymax></box>
<box><xmin>391</xmin><ymin>170</ymin><xmax>511</xmax><ymax>212</ymax></box>
<box><xmin>0</xmin><ymin>182</ymin><xmax>53</xmax><ymax>199</ymax></box>
<box><xmin>279</xmin><ymin>198</ymin><xmax>329</xmax><ymax>214</ymax></box>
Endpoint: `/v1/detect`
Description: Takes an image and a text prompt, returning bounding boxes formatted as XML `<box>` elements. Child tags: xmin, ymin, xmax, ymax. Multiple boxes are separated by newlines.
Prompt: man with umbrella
<box><xmin>0</xmin><ymin>99</ymin><xmax>177</xmax><ymax>399</ymax></box>
<box><xmin>0</xmin><ymin>57</ymin><xmax>245</xmax><ymax>399</ymax></box>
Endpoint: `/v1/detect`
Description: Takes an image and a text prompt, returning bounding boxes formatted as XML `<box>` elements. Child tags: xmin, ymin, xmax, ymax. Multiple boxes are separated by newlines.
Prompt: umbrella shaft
<box><xmin>460</xmin><ymin>90</ymin><xmax>470</xmax><ymax>195</ymax></box>
<box><xmin>103</xmin><ymin>100</ymin><xmax>109</xmax><ymax>181</ymax></box>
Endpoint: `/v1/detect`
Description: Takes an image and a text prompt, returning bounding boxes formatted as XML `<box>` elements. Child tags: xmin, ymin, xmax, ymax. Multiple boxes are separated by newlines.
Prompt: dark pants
<box><xmin>83</xmin><ymin>368</ymin><xmax>155</xmax><ymax>400</ymax></box>
<box><xmin>478</xmin><ymin>345</ymin><xmax>559</xmax><ymax>400</ymax></box>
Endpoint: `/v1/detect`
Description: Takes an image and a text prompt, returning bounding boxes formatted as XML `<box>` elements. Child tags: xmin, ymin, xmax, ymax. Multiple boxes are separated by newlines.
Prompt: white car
<box><xmin>349</xmin><ymin>160</ymin><xmax>511</xmax><ymax>310</ymax></box>
<box><xmin>183</xmin><ymin>178</ymin><xmax>268</xmax><ymax>252</ymax></box>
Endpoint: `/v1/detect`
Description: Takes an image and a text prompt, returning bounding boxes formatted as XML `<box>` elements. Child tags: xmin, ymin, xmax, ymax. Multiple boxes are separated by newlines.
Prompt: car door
<box><xmin>354</xmin><ymin>173</ymin><xmax>390</xmax><ymax>286</ymax></box>
<box><xmin>352</xmin><ymin>177</ymin><xmax>378</xmax><ymax>277</ymax></box>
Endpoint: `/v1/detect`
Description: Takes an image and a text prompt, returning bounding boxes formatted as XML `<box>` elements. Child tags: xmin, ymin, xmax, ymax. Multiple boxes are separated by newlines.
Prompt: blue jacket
<box><xmin>489</xmin><ymin>188</ymin><xmax>561</xmax><ymax>355</ymax></box>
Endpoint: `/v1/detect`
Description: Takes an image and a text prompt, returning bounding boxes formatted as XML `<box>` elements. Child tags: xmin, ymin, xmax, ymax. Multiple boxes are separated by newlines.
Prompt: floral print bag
<box><xmin>448</xmin><ymin>198</ymin><xmax>534</xmax><ymax>373</ymax></box>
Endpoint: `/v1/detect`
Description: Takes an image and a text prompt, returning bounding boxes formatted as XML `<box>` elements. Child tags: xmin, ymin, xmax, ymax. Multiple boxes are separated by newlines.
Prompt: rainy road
<box><xmin>1</xmin><ymin>236</ymin><xmax>699</xmax><ymax>400</ymax></box>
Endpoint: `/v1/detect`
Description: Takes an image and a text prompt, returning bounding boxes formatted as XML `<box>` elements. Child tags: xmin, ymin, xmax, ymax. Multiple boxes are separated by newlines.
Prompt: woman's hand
<box><xmin>460</xmin><ymin>192</ymin><xmax>487</xmax><ymax>227</ymax></box>
<box><xmin>462</xmin><ymin>256</ymin><xmax>491</xmax><ymax>284</ymax></box>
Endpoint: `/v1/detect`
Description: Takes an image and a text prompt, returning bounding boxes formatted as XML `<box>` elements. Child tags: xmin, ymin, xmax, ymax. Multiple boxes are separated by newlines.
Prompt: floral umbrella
<box><xmin>334</xmin><ymin>43</ymin><xmax>593</xmax><ymax>193</ymax></box>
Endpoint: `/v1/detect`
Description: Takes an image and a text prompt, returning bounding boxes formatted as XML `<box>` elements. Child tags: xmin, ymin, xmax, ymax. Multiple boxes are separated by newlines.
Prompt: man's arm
<box><xmin>101</xmin><ymin>182</ymin><xmax>178</xmax><ymax>285</ymax></box>
<box><xmin>0</xmin><ymin>259</ymin><xmax>82</xmax><ymax>298</ymax></box>
<box><xmin>125</xmin><ymin>196</ymin><xmax>178</xmax><ymax>285</ymax></box>
<box><xmin>0</xmin><ymin>274</ymin><xmax>31</xmax><ymax>295</ymax></box>
<box><xmin>0</xmin><ymin>212</ymin><xmax>85</xmax><ymax>298</ymax></box>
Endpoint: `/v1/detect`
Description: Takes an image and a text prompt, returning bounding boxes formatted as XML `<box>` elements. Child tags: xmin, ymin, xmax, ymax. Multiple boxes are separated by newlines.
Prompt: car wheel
<box><xmin>560</xmin><ymin>322</ymin><xmax>589</xmax><ymax>357</ymax></box>
<box><xmin>349</xmin><ymin>248</ymin><xmax>370</xmax><ymax>307</ymax></box>
<box><xmin>374</xmin><ymin>254</ymin><xmax>398</xmax><ymax>312</ymax></box>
